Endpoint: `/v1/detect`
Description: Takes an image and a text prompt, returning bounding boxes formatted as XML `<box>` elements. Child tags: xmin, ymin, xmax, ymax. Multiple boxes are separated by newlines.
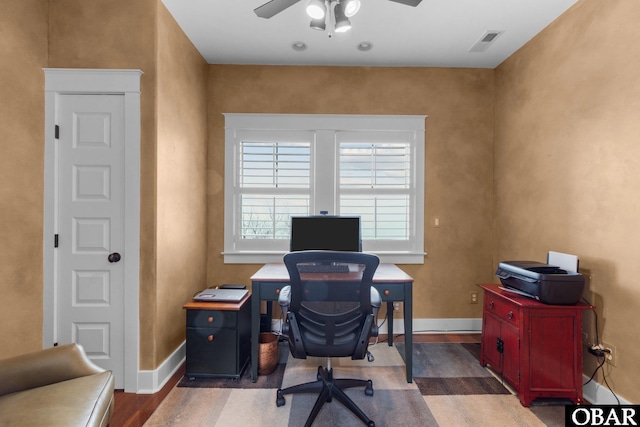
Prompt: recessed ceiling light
<box><xmin>357</xmin><ymin>41</ymin><xmax>373</xmax><ymax>52</ymax></box>
<box><xmin>291</xmin><ymin>41</ymin><xmax>307</xmax><ymax>52</ymax></box>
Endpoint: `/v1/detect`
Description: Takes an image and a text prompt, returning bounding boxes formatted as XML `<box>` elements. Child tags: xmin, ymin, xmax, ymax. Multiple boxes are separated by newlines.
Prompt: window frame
<box><xmin>223</xmin><ymin>113</ymin><xmax>426</xmax><ymax>264</ymax></box>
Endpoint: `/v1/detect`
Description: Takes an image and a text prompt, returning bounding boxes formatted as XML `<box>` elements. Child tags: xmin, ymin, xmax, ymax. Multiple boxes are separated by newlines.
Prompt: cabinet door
<box><xmin>528</xmin><ymin>311</ymin><xmax>577</xmax><ymax>392</ymax></box>
<box><xmin>481</xmin><ymin>313</ymin><xmax>502</xmax><ymax>372</ymax></box>
<box><xmin>501</xmin><ymin>322</ymin><xmax>520</xmax><ymax>388</ymax></box>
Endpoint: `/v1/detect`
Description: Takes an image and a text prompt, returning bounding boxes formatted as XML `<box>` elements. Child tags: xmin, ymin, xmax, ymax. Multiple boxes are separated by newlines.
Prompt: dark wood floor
<box><xmin>111</xmin><ymin>333</ymin><xmax>481</xmax><ymax>427</ymax></box>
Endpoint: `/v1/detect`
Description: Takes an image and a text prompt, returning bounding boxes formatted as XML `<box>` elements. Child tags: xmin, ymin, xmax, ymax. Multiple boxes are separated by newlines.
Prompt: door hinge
<box><xmin>54</xmin><ymin>125</ymin><xmax>60</xmax><ymax>139</ymax></box>
<box><xmin>54</xmin><ymin>234</ymin><xmax>59</xmax><ymax>248</ymax></box>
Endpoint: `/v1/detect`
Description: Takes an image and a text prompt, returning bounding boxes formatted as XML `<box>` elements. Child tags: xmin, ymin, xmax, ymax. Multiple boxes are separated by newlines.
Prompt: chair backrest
<box><xmin>283</xmin><ymin>250</ymin><xmax>380</xmax><ymax>360</ymax></box>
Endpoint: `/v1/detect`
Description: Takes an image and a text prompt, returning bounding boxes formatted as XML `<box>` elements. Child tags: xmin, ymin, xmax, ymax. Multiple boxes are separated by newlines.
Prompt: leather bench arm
<box><xmin>0</xmin><ymin>343</ymin><xmax>104</xmax><ymax>396</ymax></box>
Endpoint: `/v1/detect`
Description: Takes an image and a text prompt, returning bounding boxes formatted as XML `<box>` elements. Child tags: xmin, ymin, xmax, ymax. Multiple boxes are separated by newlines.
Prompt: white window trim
<box><xmin>223</xmin><ymin>113</ymin><xmax>426</xmax><ymax>264</ymax></box>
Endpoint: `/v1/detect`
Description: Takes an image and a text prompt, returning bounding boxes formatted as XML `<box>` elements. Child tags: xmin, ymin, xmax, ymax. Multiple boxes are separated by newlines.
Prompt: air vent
<box><xmin>469</xmin><ymin>30</ymin><xmax>504</xmax><ymax>53</ymax></box>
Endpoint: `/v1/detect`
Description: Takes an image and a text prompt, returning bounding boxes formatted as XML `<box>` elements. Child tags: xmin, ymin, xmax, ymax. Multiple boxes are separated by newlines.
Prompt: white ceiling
<box><xmin>161</xmin><ymin>0</ymin><xmax>578</xmax><ymax>68</ymax></box>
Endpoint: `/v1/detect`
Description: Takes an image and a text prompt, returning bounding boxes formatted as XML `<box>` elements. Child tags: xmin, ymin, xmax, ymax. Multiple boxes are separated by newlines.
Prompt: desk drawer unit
<box><xmin>184</xmin><ymin>296</ymin><xmax>251</xmax><ymax>379</ymax></box>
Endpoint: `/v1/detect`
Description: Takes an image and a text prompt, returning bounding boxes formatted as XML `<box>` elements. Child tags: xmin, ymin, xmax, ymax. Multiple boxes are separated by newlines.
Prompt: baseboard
<box><xmin>271</xmin><ymin>317</ymin><xmax>483</xmax><ymax>335</ymax></box>
<box><xmin>136</xmin><ymin>341</ymin><xmax>186</xmax><ymax>394</ymax></box>
<box><xmin>582</xmin><ymin>374</ymin><xmax>629</xmax><ymax>405</ymax></box>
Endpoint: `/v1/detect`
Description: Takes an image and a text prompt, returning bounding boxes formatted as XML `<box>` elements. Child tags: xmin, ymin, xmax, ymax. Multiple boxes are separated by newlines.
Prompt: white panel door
<box><xmin>56</xmin><ymin>94</ymin><xmax>125</xmax><ymax>387</ymax></box>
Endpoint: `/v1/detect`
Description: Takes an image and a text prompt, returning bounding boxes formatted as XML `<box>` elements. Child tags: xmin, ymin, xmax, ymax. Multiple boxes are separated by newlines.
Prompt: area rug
<box><xmin>395</xmin><ymin>342</ymin><xmax>510</xmax><ymax>396</ymax></box>
<box><xmin>144</xmin><ymin>342</ymin><xmax>564</xmax><ymax>426</ymax></box>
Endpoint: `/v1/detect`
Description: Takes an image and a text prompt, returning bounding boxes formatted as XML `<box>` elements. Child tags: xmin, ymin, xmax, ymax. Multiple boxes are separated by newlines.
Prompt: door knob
<box><xmin>108</xmin><ymin>252</ymin><xmax>121</xmax><ymax>263</ymax></box>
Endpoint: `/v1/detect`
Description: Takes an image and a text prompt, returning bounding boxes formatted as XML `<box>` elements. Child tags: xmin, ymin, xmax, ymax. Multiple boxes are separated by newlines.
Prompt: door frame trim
<box><xmin>43</xmin><ymin>68</ymin><xmax>142</xmax><ymax>392</ymax></box>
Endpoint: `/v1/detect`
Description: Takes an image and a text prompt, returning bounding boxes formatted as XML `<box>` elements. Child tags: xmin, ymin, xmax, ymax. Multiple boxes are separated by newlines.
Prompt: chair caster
<box><xmin>367</xmin><ymin>421</ymin><xmax>375</xmax><ymax>427</ymax></box>
<box><xmin>276</xmin><ymin>389</ymin><xmax>286</xmax><ymax>407</ymax></box>
<box><xmin>317</xmin><ymin>366</ymin><xmax>323</xmax><ymax>381</ymax></box>
<box><xmin>365</xmin><ymin>380</ymin><xmax>374</xmax><ymax>397</ymax></box>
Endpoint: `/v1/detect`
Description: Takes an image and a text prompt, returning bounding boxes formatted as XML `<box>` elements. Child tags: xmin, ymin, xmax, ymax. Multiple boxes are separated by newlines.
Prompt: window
<box><xmin>224</xmin><ymin>114</ymin><xmax>426</xmax><ymax>263</ymax></box>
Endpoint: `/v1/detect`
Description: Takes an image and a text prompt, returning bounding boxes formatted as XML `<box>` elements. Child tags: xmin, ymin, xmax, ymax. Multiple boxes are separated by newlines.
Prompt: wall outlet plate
<box><xmin>470</xmin><ymin>291</ymin><xmax>479</xmax><ymax>304</ymax></box>
<box><xmin>601</xmin><ymin>341</ymin><xmax>617</xmax><ymax>367</ymax></box>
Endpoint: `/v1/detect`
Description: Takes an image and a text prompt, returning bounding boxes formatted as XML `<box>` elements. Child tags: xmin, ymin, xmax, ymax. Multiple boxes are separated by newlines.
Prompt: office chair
<box><xmin>276</xmin><ymin>250</ymin><xmax>381</xmax><ymax>427</ymax></box>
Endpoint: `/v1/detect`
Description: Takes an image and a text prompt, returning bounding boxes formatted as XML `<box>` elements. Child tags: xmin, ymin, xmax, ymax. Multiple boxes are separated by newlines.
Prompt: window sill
<box><xmin>222</xmin><ymin>251</ymin><xmax>426</xmax><ymax>265</ymax></box>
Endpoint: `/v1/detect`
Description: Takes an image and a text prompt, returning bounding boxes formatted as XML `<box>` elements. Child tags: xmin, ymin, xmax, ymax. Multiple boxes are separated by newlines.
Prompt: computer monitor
<box><xmin>290</xmin><ymin>216</ymin><xmax>362</xmax><ymax>252</ymax></box>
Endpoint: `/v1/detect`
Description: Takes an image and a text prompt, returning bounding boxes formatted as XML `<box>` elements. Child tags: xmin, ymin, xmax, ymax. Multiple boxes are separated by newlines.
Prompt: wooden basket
<box><xmin>258</xmin><ymin>332</ymin><xmax>279</xmax><ymax>375</ymax></box>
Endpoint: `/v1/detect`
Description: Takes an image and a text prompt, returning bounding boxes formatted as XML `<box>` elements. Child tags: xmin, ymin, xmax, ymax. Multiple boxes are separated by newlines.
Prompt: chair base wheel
<box><xmin>276</xmin><ymin>389</ymin><xmax>286</xmax><ymax>407</ymax></box>
<box><xmin>365</xmin><ymin>379</ymin><xmax>374</xmax><ymax>396</ymax></box>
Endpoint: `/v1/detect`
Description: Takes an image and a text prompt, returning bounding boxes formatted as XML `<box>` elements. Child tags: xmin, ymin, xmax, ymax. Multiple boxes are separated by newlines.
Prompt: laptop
<box><xmin>193</xmin><ymin>288</ymin><xmax>248</xmax><ymax>302</ymax></box>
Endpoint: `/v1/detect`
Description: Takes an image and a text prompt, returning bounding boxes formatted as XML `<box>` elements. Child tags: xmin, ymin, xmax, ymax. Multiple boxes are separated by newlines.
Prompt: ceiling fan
<box><xmin>253</xmin><ymin>0</ymin><xmax>422</xmax><ymax>22</ymax></box>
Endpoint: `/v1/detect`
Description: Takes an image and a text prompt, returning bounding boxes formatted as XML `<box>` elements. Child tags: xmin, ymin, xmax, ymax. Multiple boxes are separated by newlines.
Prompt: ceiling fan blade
<box><xmin>254</xmin><ymin>0</ymin><xmax>301</xmax><ymax>19</ymax></box>
<box><xmin>387</xmin><ymin>0</ymin><xmax>423</xmax><ymax>6</ymax></box>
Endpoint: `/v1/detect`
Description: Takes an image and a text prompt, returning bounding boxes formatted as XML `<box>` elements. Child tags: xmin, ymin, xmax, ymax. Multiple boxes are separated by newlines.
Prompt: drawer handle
<box><xmin>508</xmin><ymin>311</ymin><xmax>514</xmax><ymax>320</ymax></box>
<box><xmin>208</xmin><ymin>335</ymin><xmax>215</xmax><ymax>342</ymax></box>
<box><xmin>489</xmin><ymin>301</ymin><xmax>495</xmax><ymax>309</ymax></box>
<box><xmin>207</xmin><ymin>316</ymin><xmax>214</xmax><ymax>323</ymax></box>
<box><xmin>384</xmin><ymin>290</ymin><xmax>390</xmax><ymax>296</ymax></box>
<box><xmin>275</xmin><ymin>289</ymin><xmax>280</xmax><ymax>295</ymax></box>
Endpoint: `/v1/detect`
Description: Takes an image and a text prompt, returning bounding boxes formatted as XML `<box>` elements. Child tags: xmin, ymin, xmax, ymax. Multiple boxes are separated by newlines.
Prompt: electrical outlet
<box><xmin>470</xmin><ymin>291</ymin><xmax>478</xmax><ymax>304</ymax></box>
<box><xmin>601</xmin><ymin>341</ymin><xmax>617</xmax><ymax>367</ymax></box>
<box><xmin>394</xmin><ymin>302</ymin><xmax>401</xmax><ymax>311</ymax></box>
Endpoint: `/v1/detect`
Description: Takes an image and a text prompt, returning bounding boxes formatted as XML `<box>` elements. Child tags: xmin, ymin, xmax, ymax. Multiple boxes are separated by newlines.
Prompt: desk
<box><xmin>250</xmin><ymin>263</ymin><xmax>414</xmax><ymax>383</ymax></box>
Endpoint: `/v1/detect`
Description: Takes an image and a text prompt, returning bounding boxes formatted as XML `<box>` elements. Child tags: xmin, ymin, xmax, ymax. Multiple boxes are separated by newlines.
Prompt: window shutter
<box><xmin>339</xmin><ymin>141</ymin><xmax>412</xmax><ymax>241</ymax></box>
<box><xmin>237</xmin><ymin>141</ymin><xmax>311</xmax><ymax>240</ymax></box>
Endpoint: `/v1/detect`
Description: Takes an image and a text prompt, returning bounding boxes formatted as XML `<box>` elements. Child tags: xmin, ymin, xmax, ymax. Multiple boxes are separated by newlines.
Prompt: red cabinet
<box><xmin>479</xmin><ymin>284</ymin><xmax>592</xmax><ymax>406</ymax></box>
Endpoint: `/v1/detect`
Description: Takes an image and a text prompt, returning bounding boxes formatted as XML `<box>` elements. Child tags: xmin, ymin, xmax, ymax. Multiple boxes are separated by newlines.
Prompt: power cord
<box><xmin>582</xmin><ymin>297</ymin><xmax>621</xmax><ymax>405</ymax></box>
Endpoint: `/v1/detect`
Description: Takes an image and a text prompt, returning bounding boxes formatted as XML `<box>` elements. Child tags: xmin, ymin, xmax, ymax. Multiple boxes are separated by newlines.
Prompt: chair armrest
<box><xmin>370</xmin><ymin>287</ymin><xmax>381</xmax><ymax>308</ymax></box>
<box><xmin>0</xmin><ymin>343</ymin><xmax>104</xmax><ymax>396</ymax></box>
<box><xmin>278</xmin><ymin>285</ymin><xmax>291</xmax><ymax>307</ymax></box>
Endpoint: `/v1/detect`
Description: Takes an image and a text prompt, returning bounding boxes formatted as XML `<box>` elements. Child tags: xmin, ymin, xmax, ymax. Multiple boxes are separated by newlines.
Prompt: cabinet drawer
<box><xmin>374</xmin><ymin>284</ymin><xmax>404</xmax><ymax>301</ymax></box>
<box><xmin>258</xmin><ymin>282</ymin><xmax>289</xmax><ymax>300</ymax></box>
<box><xmin>185</xmin><ymin>327</ymin><xmax>237</xmax><ymax>375</ymax></box>
<box><xmin>187</xmin><ymin>309</ymin><xmax>237</xmax><ymax>328</ymax></box>
<box><xmin>484</xmin><ymin>295</ymin><xmax>519</xmax><ymax>326</ymax></box>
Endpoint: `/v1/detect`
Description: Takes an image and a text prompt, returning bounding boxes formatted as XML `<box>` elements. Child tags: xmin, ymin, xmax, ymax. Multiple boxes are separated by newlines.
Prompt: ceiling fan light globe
<box><xmin>334</xmin><ymin>3</ymin><xmax>351</xmax><ymax>32</ymax></box>
<box><xmin>334</xmin><ymin>18</ymin><xmax>351</xmax><ymax>32</ymax></box>
<box><xmin>310</xmin><ymin>17</ymin><xmax>326</xmax><ymax>30</ymax></box>
<box><xmin>343</xmin><ymin>0</ymin><xmax>361</xmax><ymax>17</ymax></box>
<box><xmin>306</xmin><ymin>0</ymin><xmax>326</xmax><ymax>19</ymax></box>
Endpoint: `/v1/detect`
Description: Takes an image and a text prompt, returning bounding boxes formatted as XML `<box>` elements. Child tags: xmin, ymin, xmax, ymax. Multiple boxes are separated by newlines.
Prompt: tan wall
<box><xmin>0</xmin><ymin>0</ymin><xmax>208</xmax><ymax>371</ymax></box>
<box><xmin>495</xmin><ymin>0</ymin><xmax>640</xmax><ymax>403</ymax></box>
<box><xmin>47</xmin><ymin>0</ymin><xmax>161</xmax><ymax>370</ymax></box>
<box><xmin>155</xmin><ymin>4</ymin><xmax>209</xmax><ymax>367</ymax></box>
<box><xmin>207</xmin><ymin>66</ymin><xmax>495</xmax><ymax>320</ymax></box>
<box><xmin>0</xmin><ymin>0</ymin><xmax>48</xmax><ymax>357</ymax></box>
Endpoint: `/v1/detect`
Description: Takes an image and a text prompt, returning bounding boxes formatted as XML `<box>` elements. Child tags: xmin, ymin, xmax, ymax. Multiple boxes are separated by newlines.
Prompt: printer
<box><xmin>495</xmin><ymin>260</ymin><xmax>585</xmax><ymax>305</ymax></box>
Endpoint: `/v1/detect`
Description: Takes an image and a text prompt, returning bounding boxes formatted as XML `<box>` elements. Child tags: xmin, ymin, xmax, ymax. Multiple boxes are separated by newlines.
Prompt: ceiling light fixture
<box><xmin>343</xmin><ymin>0</ymin><xmax>361</xmax><ymax>17</ymax></box>
<box><xmin>306</xmin><ymin>0</ymin><xmax>326</xmax><ymax>20</ymax></box>
<box><xmin>306</xmin><ymin>0</ymin><xmax>359</xmax><ymax>37</ymax></box>
<box><xmin>334</xmin><ymin>3</ymin><xmax>351</xmax><ymax>33</ymax></box>
<box><xmin>357</xmin><ymin>41</ymin><xmax>373</xmax><ymax>52</ymax></box>
<box><xmin>310</xmin><ymin>17</ymin><xmax>326</xmax><ymax>31</ymax></box>
<box><xmin>291</xmin><ymin>41</ymin><xmax>308</xmax><ymax>51</ymax></box>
